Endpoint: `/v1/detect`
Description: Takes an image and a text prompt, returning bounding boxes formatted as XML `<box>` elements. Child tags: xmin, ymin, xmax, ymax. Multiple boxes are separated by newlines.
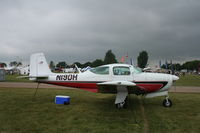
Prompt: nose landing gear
<box><xmin>163</xmin><ymin>96</ymin><xmax>172</xmax><ymax>107</ymax></box>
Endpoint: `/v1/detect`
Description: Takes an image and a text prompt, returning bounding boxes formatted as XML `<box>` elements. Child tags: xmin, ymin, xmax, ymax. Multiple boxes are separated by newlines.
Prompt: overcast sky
<box><xmin>0</xmin><ymin>0</ymin><xmax>200</xmax><ymax>66</ymax></box>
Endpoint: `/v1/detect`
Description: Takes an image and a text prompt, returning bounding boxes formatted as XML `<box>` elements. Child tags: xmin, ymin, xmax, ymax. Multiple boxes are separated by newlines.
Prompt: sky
<box><xmin>0</xmin><ymin>0</ymin><xmax>200</xmax><ymax>66</ymax></box>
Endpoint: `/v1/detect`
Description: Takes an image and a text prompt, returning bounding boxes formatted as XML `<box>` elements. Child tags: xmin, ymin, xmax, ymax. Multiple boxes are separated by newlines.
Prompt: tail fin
<box><xmin>30</xmin><ymin>53</ymin><xmax>52</xmax><ymax>77</ymax></box>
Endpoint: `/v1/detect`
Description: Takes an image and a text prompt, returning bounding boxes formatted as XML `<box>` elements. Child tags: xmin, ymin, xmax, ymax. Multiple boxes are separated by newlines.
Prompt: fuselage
<box><xmin>33</xmin><ymin>64</ymin><xmax>178</xmax><ymax>94</ymax></box>
<box><xmin>29</xmin><ymin>53</ymin><xmax>179</xmax><ymax>108</ymax></box>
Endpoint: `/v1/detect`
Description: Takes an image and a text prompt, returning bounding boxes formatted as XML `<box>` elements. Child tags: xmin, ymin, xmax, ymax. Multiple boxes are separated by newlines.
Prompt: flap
<box><xmin>97</xmin><ymin>81</ymin><xmax>136</xmax><ymax>86</ymax></box>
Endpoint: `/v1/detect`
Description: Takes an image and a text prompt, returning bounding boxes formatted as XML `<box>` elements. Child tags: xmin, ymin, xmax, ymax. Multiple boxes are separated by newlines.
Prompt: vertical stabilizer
<box><xmin>30</xmin><ymin>53</ymin><xmax>52</xmax><ymax>77</ymax></box>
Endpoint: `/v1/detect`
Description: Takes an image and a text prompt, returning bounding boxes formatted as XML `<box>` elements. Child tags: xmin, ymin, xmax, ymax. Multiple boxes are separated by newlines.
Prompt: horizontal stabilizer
<box><xmin>17</xmin><ymin>76</ymin><xmax>30</xmax><ymax>79</ymax></box>
<box><xmin>98</xmin><ymin>81</ymin><xmax>136</xmax><ymax>86</ymax></box>
<box><xmin>17</xmin><ymin>75</ymin><xmax>49</xmax><ymax>79</ymax></box>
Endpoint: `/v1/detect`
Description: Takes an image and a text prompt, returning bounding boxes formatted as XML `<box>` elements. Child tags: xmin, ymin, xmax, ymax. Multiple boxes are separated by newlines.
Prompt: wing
<box><xmin>98</xmin><ymin>81</ymin><xmax>136</xmax><ymax>104</ymax></box>
<box><xmin>97</xmin><ymin>81</ymin><xmax>147</xmax><ymax>95</ymax></box>
<box><xmin>97</xmin><ymin>81</ymin><xmax>136</xmax><ymax>86</ymax></box>
<box><xmin>97</xmin><ymin>81</ymin><xmax>137</xmax><ymax>94</ymax></box>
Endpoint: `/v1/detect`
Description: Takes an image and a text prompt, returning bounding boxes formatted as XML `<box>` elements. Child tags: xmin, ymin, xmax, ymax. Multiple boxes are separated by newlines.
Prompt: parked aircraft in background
<box><xmin>29</xmin><ymin>53</ymin><xmax>179</xmax><ymax>108</ymax></box>
<box><xmin>18</xmin><ymin>66</ymin><xmax>29</xmax><ymax>75</ymax></box>
<box><xmin>3</xmin><ymin>66</ymin><xmax>18</xmax><ymax>75</ymax></box>
<box><xmin>2</xmin><ymin>65</ymin><xmax>29</xmax><ymax>75</ymax></box>
<box><xmin>3</xmin><ymin>66</ymin><xmax>16</xmax><ymax>71</ymax></box>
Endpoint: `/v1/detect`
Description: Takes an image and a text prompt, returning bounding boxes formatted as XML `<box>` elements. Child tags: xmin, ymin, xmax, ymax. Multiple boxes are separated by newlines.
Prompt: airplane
<box><xmin>28</xmin><ymin>53</ymin><xmax>179</xmax><ymax>108</ymax></box>
<box><xmin>3</xmin><ymin>66</ymin><xmax>19</xmax><ymax>75</ymax></box>
<box><xmin>3</xmin><ymin>66</ymin><xmax>16</xmax><ymax>71</ymax></box>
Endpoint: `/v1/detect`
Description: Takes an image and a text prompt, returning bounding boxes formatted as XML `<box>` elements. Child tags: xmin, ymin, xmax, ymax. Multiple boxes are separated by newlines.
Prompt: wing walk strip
<box><xmin>139</xmin><ymin>97</ymin><xmax>149</xmax><ymax>133</ymax></box>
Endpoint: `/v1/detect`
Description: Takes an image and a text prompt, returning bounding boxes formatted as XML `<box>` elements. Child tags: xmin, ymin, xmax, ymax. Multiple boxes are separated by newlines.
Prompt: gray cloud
<box><xmin>0</xmin><ymin>0</ymin><xmax>200</xmax><ymax>65</ymax></box>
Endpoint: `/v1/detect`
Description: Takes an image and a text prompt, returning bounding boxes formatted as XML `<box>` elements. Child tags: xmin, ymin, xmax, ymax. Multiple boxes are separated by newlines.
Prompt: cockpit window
<box><xmin>133</xmin><ymin>67</ymin><xmax>142</xmax><ymax>74</ymax></box>
<box><xmin>90</xmin><ymin>66</ymin><xmax>109</xmax><ymax>75</ymax></box>
<box><xmin>113</xmin><ymin>67</ymin><xmax>130</xmax><ymax>75</ymax></box>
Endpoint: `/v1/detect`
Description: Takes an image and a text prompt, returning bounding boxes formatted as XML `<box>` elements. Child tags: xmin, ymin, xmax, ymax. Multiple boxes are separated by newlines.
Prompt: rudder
<box><xmin>30</xmin><ymin>53</ymin><xmax>52</xmax><ymax>77</ymax></box>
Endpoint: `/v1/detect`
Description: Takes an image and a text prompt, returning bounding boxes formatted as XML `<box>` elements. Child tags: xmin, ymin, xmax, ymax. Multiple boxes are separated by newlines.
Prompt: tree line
<box><xmin>161</xmin><ymin>60</ymin><xmax>200</xmax><ymax>71</ymax></box>
<box><xmin>49</xmin><ymin>50</ymin><xmax>118</xmax><ymax>70</ymax></box>
<box><xmin>0</xmin><ymin>61</ymin><xmax>22</xmax><ymax>68</ymax></box>
<box><xmin>52</xmin><ymin>50</ymin><xmax>149</xmax><ymax>69</ymax></box>
<box><xmin>1</xmin><ymin>50</ymin><xmax>199</xmax><ymax>72</ymax></box>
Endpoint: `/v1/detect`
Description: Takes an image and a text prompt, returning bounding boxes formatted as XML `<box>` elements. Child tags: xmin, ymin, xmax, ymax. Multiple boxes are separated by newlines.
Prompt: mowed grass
<box><xmin>176</xmin><ymin>74</ymin><xmax>200</xmax><ymax>86</ymax></box>
<box><xmin>0</xmin><ymin>88</ymin><xmax>142</xmax><ymax>133</ymax></box>
<box><xmin>144</xmin><ymin>94</ymin><xmax>200</xmax><ymax>133</ymax></box>
<box><xmin>5</xmin><ymin>74</ymin><xmax>31</xmax><ymax>82</ymax></box>
<box><xmin>0</xmin><ymin>87</ymin><xmax>200</xmax><ymax>133</ymax></box>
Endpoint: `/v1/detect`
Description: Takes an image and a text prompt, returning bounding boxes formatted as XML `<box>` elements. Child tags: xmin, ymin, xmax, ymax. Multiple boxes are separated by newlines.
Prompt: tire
<box><xmin>163</xmin><ymin>99</ymin><xmax>172</xmax><ymax>107</ymax></box>
<box><xmin>116</xmin><ymin>102</ymin><xmax>126</xmax><ymax>109</ymax></box>
<box><xmin>116</xmin><ymin>104</ymin><xmax>120</xmax><ymax>109</ymax></box>
<box><xmin>124</xmin><ymin>97</ymin><xmax>128</xmax><ymax>108</ymax></box>
<box><xmin>116</xmin><ymin>97</ymin><xmax>128</xmax><ymax>109</ymax></box>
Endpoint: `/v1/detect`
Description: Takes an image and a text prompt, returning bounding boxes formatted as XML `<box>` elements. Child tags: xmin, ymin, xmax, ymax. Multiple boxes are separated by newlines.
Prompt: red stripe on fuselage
<box><xmin>45</xmin><ymin>81</ymin><xmax>98</xmax><ymax>93</ymax></box>
<box><xmin>136</xmin><ymin>83</ymin><xmax>163</xmax><ymax>92</ymax></box>
<box><xmin>81</xmin><ymin>88</ymin><xmax>98</xmax><ymax>93</ymax></box>
<box><xmin>43</xmin><ymin>81</ymin><xmax>165</xmax><ymax>93</ymax></box>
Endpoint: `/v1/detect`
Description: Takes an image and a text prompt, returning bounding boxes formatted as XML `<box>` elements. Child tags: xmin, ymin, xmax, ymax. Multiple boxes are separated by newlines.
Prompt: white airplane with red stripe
<box><xmin>29</xmin><ymin>53</ymin><xmax>179</xmax><ymax>108</ymax></box>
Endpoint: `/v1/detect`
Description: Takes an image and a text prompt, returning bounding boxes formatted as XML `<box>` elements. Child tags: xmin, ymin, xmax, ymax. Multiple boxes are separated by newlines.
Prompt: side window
<box><xmin>90</xmin><ymin>66</ymin><xmax>109</xmax><ymax>75</ymax></box>
<box><xmin>113</xmin><ymin>67</ymin><xmax>130</xmax><ymax>75</ymax></box>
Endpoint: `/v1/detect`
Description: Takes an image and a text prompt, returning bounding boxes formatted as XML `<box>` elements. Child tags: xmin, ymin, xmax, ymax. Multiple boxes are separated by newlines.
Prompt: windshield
<box><xmin>133</xmin><ymin>67</ymin><xmax>142</xmax><ymax>74</ymax></box>
<box><xmin>90</xmin><ymin>66</ymin><xmax>109</xmax><ymax>75</ymax></box>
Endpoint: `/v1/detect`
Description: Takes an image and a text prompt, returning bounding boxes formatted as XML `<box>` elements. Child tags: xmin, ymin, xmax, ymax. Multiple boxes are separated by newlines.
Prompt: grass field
<box><xmin>5</xmin><ymin>74</ymin><xmax>31</xmax><ymax>82</ymax></box>
<box><xmin>0</xmin><ymin>87</ymin><xmax>199</xmax><ymax>133</ymax></box>
<box><xmin>175</xmin><ymin>74</ymin><xmax>200</xmax><ymax>86</ymax></box>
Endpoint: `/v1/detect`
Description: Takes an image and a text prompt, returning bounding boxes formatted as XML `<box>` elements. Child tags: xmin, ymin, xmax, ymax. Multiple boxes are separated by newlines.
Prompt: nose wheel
<box><xmin>163</xmin><ymin>96</ymin><xmax>172</xmax><ymax>107</ymax></box>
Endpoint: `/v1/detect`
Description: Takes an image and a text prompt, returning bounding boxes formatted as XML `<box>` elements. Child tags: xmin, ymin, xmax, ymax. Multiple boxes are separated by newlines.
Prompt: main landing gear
<box><xmin>163</xmin><ymin>96</ymin><xmax>172</xmax><ymax>107</ymax></box>
<box><xmin>116</xmin><ymin>97</ymin><xmax>128</xmax><ymax>109</ymax></box>
<box><xmin>115</xmin><ymin>86</ymin><xmax>128</xmax><ymax>109</ymax></box>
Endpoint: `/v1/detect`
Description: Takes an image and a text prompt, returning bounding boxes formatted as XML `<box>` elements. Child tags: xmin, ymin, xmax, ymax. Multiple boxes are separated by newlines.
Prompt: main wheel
<box><xmin>162</xmin><ymin>99</ymin><xmax>172</xmax><ymax>107</ymax></box>
<box><xmin>116</xmin><ymin>102</ymin><xmax>125</xmax><ymax>109</ymax></box>
<box><xmin>124</xmin><ymin>97</ymin><xmax>128</xmax><ymax>108</ymax></box>
<box><xmin>116</xmin><ymin>97</ymin><xmax>128</xmax><ymax>109</ymax></box>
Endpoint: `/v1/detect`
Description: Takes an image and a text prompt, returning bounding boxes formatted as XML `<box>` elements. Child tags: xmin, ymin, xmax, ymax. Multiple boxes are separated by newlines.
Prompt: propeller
<box><xmin>173</xmin><ymin>80</ymin><xmax>177</xmax><ymax>92</ymax></box>
<box><xmin>172</xmin><ymin>75</ymin><xmax>179</xmax><ymax>92</ymax></box>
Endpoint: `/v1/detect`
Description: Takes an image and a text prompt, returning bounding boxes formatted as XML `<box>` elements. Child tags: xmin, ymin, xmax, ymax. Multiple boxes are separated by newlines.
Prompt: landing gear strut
<box><xmin>115</xmin><ymin>86</ymin><xmax>128</xmax><ymax>109</ymax></box>
<box><xmin>163</xmin><ymin>96</ymin><xmax>172</xmax><ymax>107</ymax></box>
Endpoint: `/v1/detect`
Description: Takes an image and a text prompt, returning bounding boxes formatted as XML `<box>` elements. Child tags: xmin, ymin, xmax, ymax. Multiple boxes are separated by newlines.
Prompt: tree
<box><xmin>91</xmin><ymin>59</ymin><xmax>104</xmax><ymax>67</ymax></box>
<box><xmin>9</xmin><ymin>61</ymin><xmax>22</xmax><ymax>67</ymax></box>
<box><xmin>73</xmin><ymin>62</ymin><xmax>82</xmax><ymax>68</ymax></box>
<box><xmin>56</xmin><ymin>61</ymin><xmax>67</xmax><ymax>68</ymax></box>
<box><xmin>182</xmin><ymin>60</ymin><xmax>200</xmax><ymax>71</ymax></box>
<box><xmin>82</xmin><ymin>62</ymin><xmax>92</xmax><ymax>68</ymax></box>
<box><xmin>9</xmin><ymin>61</ymin><xmax>18</xmax><ymax>67</ymax></box>
<box><xmin>173</xmin><ymin>63</ymin><xmax>182</xmax><ymax>71</ymax></box>
<box><xmin>104</xmin><ymin>50</ymin><xmax>117</xmax><ymax>64</ymax></box>
<box><xmin>18</xmin><ymin>62</ymin><xmax>22</xmax><ymax>66</ymax></box>
<box><xmin>49</xmin><ymin>61</ymin><xmax>55</xmax><ymax>71</ymax></box>
<box><xmin>0</xmin><ymin>62</ymin><xmax>7</xmax><ymax>67</ymax></box>
<box><xmin>137</xmin><ymin>51</ymin><xmax>148</xmax><ymax>68</ymax></box>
